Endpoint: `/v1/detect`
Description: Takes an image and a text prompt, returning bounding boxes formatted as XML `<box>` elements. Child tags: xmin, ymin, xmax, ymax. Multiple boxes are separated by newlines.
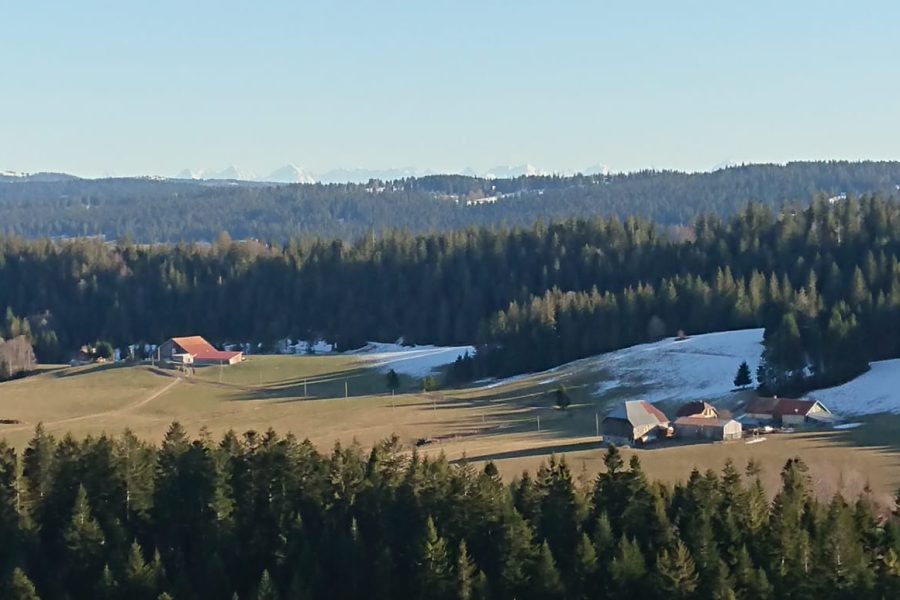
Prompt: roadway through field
<box><xmin>2</xmin><ymin>376</ymin><xmax>181</xmax><ymax>433</ymax></box>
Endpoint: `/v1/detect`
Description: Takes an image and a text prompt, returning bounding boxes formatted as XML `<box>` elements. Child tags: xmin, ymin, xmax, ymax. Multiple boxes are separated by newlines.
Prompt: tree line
<box><xmin>2</xmin><ymin>161</ymin><xmax>899</xmax><ymax>242</ymax></box>
<box><xmin>1</xmin><ymin>425</ymin><xmax>899</xmax><ymax>599</ymax></box>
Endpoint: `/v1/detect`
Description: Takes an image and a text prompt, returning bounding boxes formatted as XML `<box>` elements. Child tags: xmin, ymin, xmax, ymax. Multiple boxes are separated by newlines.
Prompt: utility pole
<box><xmin>595</xmin><ymin>413</ymin><xmax>600</xmax><ymax>438</ymax></box>
<box><xmin>345</xmin><ymin>380</ymin><xmax>348</xmax><ymax>398</ymax></box>
<box><xmin>537</xmin><ymin>415</ymin><xmax>541</xmax><ymax>433</ymax></box>
<box><xmin>304</xmin><ymin>379</ymin><xmax>307</xmax><ymax>397</ymax></box>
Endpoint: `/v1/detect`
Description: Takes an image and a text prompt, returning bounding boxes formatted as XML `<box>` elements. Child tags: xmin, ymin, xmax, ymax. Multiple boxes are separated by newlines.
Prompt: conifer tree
<box><xmin>570</xmin><ymin>533</ymin><xmax>598</xmax><ymax>600</ymax></box>
<box><xmin>62</xmin><ymin>485</ymin><xmax>106</xmax><ymax>597</ymax></box>
<box><xmin>0</xmin><ymin>441</ymin><xmax>20</xmax><ymax>575</ymax></box>
<box><xmin>733</xmin><ymin>361</ymin><xmax>752</xmax><ymax>388</ymax></box>
<box><xmin>456</xmin><ymin>540</ymin><xmax>476</xmax><ymax>600</ymax></box>
<box><xmin>254</xmin><ymin>569</ymin><xmax>279</xmax><ymax>600</ymax></box>
<box><xmin>386</xmin><ymin>369</ymin><xmax>400</xmax><ymax>394</ymax></box>
<box><xmin>7</xmin><ymin>567</ymin><xmax>41</xmax><ymax>600</ymax></box>
<box><xmin>21</xmin><ymin>424</ymin><xmax>55</xmax><ymax>518</ymax></box>
<box><xmin>610</xmin><ymin>536</ymin><xmax>646</xmax><ymax>597</ymax></box>
<box><xmin>530</xmin><ymin>541</ymin><xmax>564</xmax><ymax>600</ymax></box>
<box><xmin>655</xmin><ymin>539</ymin><xmax>699</xmax><ymax>599</ymax></box>
<box><xmin>122</xmin><ymin>541</ymin><xmax>157</xmax><ymax>600</ymax></box>
<box><xmin>418</xmin><ymin>517</ymin><xmax>452</xmax><ymax>600</ymax></box>
<box><xmin>94</xmin><ymin>564</ymin><xmax>118</xmax><ymax>600</ymax></box>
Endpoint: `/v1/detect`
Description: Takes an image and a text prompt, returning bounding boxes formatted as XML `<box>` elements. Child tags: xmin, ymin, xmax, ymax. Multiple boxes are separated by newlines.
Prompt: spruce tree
<box><xmin>386</xmin><ymin>369</ymin><xmax>400</xmax><ymax>394</ymax></box>
<box><xmin>122</xmin><ymin>541</ymin><xmax>157</xmax><ymax>600</ymax></box>
<box><xmin>418</xmin><ymin>517</ymin><xmax>452</xmax><ymax>600</ymax></box>
<box><xmin>94</xmin><ymin>564</ymin><xmax>118</xmax><ymax>600</ymax></box>
<box><xmin>0</xmin><ymin>441</ymin><xmax>20</xmax><ymax>576</ymax></box>
<box><xmin>530</xmin><ymin>541</ymin><xmax>564</xmax><ymax>600</ymax></box>
<box><xmin>655</xmin><ymin>539</ymin><xmax>699</xmax><ymax>599</ymax></box>
<box><xmin>456</xmin><ymin>540</ymin><xmax>476</xmax><ymax>600</ymax></box>
<box><xmin>570</xmin><ymin>533</ymin><xmax>598</xmax><ymax>600</ymax></box>
<box><xmin>7</xmin><ymin>568</ymin><xmax>41</xmax><ymax>600</ymax></box>
<box><xmin>62</xmin><ymin>485</ymin><xmax>106</xmax><ymax>598</ymax></box>
<box><xmin>610</xmin><ymin>536</ymin><xmax>646</xmax><ymax>597</ymax></box>
<box><xmin>254</xmin><ymin>569</ymin><xmax>279</xmax><ymax>600</ymax></box>
<box><xmin>733</xmin><ymin>361</ymin><xmax>752</xmax><ymax>388</ymax></box>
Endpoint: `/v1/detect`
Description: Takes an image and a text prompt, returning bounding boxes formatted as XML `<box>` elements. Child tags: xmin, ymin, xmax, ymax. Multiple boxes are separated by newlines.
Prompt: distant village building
<box><xmin>602</xmin><ymin>400</ymin><xmax>670</xmax><ymax>445</ymax></box>
<box><xmin>673</xmin><ymin>416</ymin><xmax>742</xmax><ymax>441</ymax></box>
<box><xmin>743</xmin><ymin>397</ymin><xmax>834</xmax><ymax>426</ymax></box>
<box><xmin>158</xmin><ymin>336</ymin><xmax>243</xmax><ymax>366</ymax></box>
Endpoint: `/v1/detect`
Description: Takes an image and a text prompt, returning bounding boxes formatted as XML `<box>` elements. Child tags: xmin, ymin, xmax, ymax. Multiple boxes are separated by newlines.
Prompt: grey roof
<box><xmin>605</xmin><ymin>400</ymin><xmax>669</xmax><ymax>428</ymax></box>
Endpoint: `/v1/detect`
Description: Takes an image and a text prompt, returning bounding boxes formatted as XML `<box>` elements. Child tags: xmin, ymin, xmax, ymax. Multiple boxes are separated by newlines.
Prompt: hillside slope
<box><xmin>809</xmin><ymin>359</ymin><xmax>900</xmax><ymax>415</ymax></box>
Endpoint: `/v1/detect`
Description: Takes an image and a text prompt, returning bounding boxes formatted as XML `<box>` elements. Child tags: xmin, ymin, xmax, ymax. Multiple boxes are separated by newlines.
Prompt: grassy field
<box><xmin>2</xmin><ymin>354</ymin><xmax>899</xmax><ymax>503</ymax></box>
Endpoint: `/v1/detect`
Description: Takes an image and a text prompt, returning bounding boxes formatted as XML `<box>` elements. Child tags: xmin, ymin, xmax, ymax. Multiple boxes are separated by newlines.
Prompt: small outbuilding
<box><xmin>673</xmin><ymin>416</ymin><xmax>742</xmax><ymax>441</ymax></box>
<box><xmin>602</xmin><ymin>400</ymin><xmax>670</xmax><ymax>446</ymax></box>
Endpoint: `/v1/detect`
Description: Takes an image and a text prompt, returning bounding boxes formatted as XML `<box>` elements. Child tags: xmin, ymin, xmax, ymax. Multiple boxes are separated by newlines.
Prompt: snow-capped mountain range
<box><xmin>2</xmin><ymin>163</ymin><xmax>611</xmax><ymax>185</ymax></box>
<box><xmin>173</xmin><ymin>163</ymin><xmax>610</xmax><ymax>184</ymax></box>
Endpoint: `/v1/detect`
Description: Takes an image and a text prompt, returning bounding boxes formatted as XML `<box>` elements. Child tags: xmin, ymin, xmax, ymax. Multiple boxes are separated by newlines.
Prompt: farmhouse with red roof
<box><xmin>158</xmin><ymin>336</ymin><xmax>243</xmax><ymax>366</ymax></box>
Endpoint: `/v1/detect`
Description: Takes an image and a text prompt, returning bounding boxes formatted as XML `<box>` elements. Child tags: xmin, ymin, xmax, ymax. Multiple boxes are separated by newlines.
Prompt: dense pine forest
<box><xmin>1</xmin><ymin>161</ymin><xmax>899</xmax><ymax>242</ymax></box>
<box><xmin>1</xmin><ymin>426</ymin><xmax>898</xmax><ymax>599</ymax></box>
<box><xmin>3</xmin><ymin>194</ymin><xmax>900</xmax><ymax>395</ymax></box>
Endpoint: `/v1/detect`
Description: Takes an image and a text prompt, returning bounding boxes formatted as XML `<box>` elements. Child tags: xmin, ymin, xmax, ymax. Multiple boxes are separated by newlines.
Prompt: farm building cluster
<box><xmin>602</xmin><ymin>397</ymin><xmax>834</xmax><ymax>446</ymax></box>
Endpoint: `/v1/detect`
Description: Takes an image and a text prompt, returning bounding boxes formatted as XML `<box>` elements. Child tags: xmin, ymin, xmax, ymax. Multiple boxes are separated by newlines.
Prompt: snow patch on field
<box><xmin>477</xmin><ymin>328</ymin><xmax>764</xmax><ymax>402</ymax></box>
<box><xmin>809</xmin><ymin>359</ymin><xmax>900</xmax><ymax>416</ymax></box>
<box><xmin>352</xmin><ymin>342</ymin><xmax>476</xmax><ymax>378</ymax></box>
<box><xmin>582</xmin><ymin>329</ymin><xmax>764</xmax><ymax>403</ymax></box>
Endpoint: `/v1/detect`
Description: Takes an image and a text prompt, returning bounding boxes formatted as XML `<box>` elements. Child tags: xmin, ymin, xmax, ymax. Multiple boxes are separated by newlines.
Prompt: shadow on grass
<box><xmin>451</xmin><ymin>439</ymin><xmax>607</xmax><ymax>464</ymax></box>
<box><xmin>50</xmin><ymin>362</ymin><xmax>127</xmax><ymax>378</ymax></box>
<box><xmin>796</xmin><ymin>414</ymin><xmax>900</xmax><ymax>454</ymax></box>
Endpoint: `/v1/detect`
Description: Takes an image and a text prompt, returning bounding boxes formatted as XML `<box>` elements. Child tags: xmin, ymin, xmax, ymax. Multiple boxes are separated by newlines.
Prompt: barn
<box><xmin>673</xmin><ymin>416</ymin><xmax>742</xmax><ymax>441</ymax></box>
<box><xmin>602</xmin><ymin>401</ymin><xmax>670</xmax><ymax>445</ymax></box>
<box><xmin>743</xmin><ymin>397</ymin><xmax>834</xmax><ymax>426</ymax></box>
<box><xmin>158</xmin><ymin>336</ymin><xmax>243</xmax><ymax>366</ymax></box>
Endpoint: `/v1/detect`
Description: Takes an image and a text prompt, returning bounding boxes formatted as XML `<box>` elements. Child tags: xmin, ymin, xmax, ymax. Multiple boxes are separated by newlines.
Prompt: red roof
<box><xmin>642</xmin><ymin>401</ymin><xmax>670</xmax><ymax>423</ymax></box>
<box><xmin>771</xmin><ymin>399</ymin><xmax>823</xmax><ymax>416</ymax></box>
<box><xmin>171</xmin><ymin>336</ymin><xmax>242</xmax><ymax>361</ymax></box>
<box><xmin>171</xmin><ymin>336</ymin><xmax>217</xmax><ymax>355</ymax></box>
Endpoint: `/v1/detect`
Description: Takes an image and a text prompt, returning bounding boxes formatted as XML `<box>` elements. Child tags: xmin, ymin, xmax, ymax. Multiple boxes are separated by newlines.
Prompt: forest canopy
<box><xmin>0</xmin><ymin>426</ymin><xmax>898</xmax><ymax>599</ymax></box>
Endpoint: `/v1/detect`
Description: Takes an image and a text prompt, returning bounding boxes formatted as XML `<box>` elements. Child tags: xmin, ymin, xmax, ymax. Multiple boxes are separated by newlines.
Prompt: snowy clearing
<box><xmin>351</xmin><ymin>342</ymin><xmax>476</xmax><ymax>378</ymax></box>
<box><xmin>833</xmin><ymin>422</ymin><xmax>864</xmax><ymax>430</ymax></box>
<box><xmin>595</xmin><ymin>329</ymin><xmax>764</xmax><ymax>403</ymax></box>
<box><xmin>474</xmin><ymin>329</ymin><xmax>763</xmax><ymax>403</ymax></box>
<box><xmin>809</xmin><ymin>359</ymin><xmax>900</xmax><ymax>416</ymax></box>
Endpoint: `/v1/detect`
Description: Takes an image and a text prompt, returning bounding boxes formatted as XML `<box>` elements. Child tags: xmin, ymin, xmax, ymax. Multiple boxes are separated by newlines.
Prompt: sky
<box><xmin>2</xmin><ymin>1</ymin><xmax>899</xmax><ymax>178</ymax></box>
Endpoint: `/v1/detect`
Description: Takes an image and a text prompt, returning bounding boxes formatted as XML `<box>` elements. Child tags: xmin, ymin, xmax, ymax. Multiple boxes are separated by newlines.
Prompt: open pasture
<box><xmin>2</xmin><ymin>350</ymin><xmax>899</xmax><ymax>503</ymax></box>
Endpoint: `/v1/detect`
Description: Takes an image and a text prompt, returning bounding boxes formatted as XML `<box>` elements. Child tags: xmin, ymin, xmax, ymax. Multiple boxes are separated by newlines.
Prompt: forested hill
<box><xmin>1</xmin><ymin>161</ymin><xmax>899</xmax><ymax>242</ymax></box>
<box><xmin>3</xmin><ymin>195</ymin><xmax>900</xmax><ymax>396</ymax></box>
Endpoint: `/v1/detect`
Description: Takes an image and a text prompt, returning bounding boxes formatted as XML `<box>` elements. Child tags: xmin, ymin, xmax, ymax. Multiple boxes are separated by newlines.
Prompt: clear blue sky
<box><xmin>3</xmin><ymin>1</ymin><xmax>899</xmax><ymax>177</ymax></box>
